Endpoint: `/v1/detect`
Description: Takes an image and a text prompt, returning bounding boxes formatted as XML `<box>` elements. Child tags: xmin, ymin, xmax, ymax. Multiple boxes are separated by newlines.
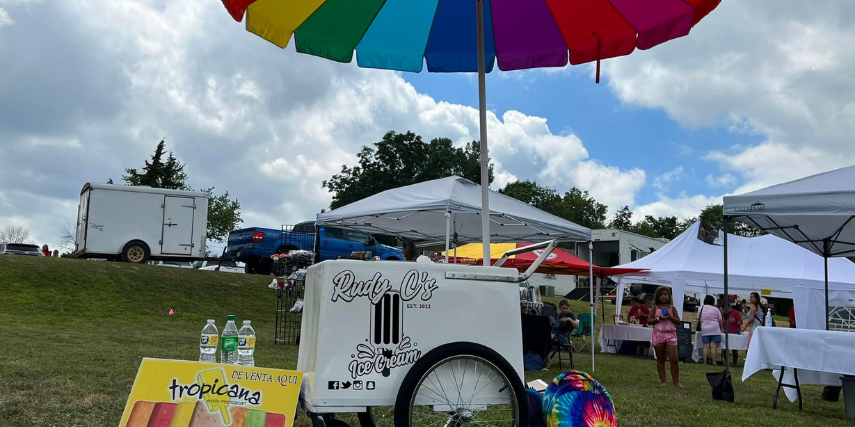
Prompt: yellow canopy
<box><xmin>441</xmin><ymin>243</ymin><xmax>519</xmax><ymax>260</ymax></box>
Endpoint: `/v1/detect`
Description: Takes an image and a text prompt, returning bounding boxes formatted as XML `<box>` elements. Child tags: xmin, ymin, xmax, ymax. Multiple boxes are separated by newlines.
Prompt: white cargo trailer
<box><xmin>75</xmin><ymin>183</ymin><xmax>209</xmax><ymax>263</ymax></box>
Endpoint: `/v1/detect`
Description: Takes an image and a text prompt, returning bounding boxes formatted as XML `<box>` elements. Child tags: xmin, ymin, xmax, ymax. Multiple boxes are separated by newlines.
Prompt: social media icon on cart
<box><xmin>353</xmin><ymin>381</ymin><xmax>363</xmax><ymax>390</ymax></box>
<box><xmin>328</xmin><ymin>381</ymin><xmax>340</xmax><ymax>390</ymax></box>
<box><xmin>366</xmin><ymin>381</ymin><xmax>376</xmax><ymax>390</ymax></box>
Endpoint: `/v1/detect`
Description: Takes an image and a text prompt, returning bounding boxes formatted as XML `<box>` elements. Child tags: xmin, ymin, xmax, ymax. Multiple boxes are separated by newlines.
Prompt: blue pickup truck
<box><xmin>224</xmin><ymin>222</ymin><xmax>404</xmax><ymax>274</ymax></box>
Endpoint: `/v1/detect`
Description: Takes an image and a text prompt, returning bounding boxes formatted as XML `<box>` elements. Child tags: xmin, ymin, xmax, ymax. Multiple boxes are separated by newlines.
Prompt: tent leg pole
<box><xmin>589</xmin><ymin>241</ymin><xmax>595</xmax><ymax>373</ymax></box>
<box><xmin>723</xmin><ymin>217</ymin><xmax>730</xmax><ymax>374</ymax></box>
<box><xmin>824</xmin><ymin>239</ymin><xmax>829</xmax><ymax>331</ymax></box>
<box><xmin>445</xmin><ymin>211</ymin><xmax>451</xmax><ymax>263</ymax></box>
<box><xmin>600</xmin><ymin>277</ymin><xmax>606</xmax><ymax>323</ymax></box>
<box><xmin>476</xmin><ymin>0</ymin><xmax>490</xmax><ymax>264</ymax></box>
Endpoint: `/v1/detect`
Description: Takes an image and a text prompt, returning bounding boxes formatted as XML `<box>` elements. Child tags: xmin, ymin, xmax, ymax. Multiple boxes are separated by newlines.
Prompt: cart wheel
<box><xmin>394</xmin><ymin>342</ymin><xmax>527</xmax><ymax>427</ymax></box>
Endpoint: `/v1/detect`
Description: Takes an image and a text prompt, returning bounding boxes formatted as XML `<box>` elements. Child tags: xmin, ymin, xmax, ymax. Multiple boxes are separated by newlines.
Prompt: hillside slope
<box><xmin>0</xmin><ymin>256</ymin><xmax>296</xmax><ymax>426</ymax></box>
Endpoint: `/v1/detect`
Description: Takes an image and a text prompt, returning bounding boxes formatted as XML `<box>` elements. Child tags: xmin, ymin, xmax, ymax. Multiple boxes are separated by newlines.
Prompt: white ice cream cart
<box><xmin>297</xmin><ymin>241</ymin><xmax>558</xmax><ymax>427</ymax></box>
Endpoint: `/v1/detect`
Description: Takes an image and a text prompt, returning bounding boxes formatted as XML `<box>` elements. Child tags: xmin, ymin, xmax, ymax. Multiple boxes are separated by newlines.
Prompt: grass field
<box><xmin>0</xmin><ymin>256</ymin><xmax>850</xmax><ymax>426</ymax></box>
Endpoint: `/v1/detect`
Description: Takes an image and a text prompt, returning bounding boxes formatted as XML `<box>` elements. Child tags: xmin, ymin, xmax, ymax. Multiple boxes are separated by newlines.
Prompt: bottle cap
<box><xmin>207</xmin><ymin>319</ymin><xmax>215</xmax><ymax>323</ymax></box>
<box><xmin>227</xmin><ymin>315</ymin><xmax>236</xmax><ymax>321</ymax></box>
<box><xmin>243</xmin><ymin>320</ymin><xmax>251</xmax><ymax>325</ymax></box>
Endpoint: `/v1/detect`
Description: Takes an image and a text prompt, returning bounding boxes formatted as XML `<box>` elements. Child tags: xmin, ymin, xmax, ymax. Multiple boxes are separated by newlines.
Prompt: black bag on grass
<box><xmin>706</xmin><ymin>370</ymin><xmax>734</xmax><ymax>402</ymax></box>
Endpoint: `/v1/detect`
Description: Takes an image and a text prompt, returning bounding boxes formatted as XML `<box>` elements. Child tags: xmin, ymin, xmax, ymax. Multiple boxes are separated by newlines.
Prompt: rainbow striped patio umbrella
<box><xmin>220</xmin><ymin>0</ymin><xmax>720</xmax><ymax>266</ymax></box>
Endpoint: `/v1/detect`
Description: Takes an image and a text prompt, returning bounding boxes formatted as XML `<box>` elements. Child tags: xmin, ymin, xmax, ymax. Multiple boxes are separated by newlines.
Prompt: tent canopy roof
<box><xmin>316</xmin><ymin>176</ymin><xmax>591</xmax><ymax>243</ymax></box>
<box><xmin>723</xmin><ymin>165</ymin><xmax>855</xmax><ymax>257</ymax></box>
<box><xmin>442</xmin><ymin>242</ymin><xmax>644</xmax><ymax>276</ymax></box>
<box><xmin>613</xmin><ymin>222</ymin><xmax>855</xmax><ymax>294</ymax></box>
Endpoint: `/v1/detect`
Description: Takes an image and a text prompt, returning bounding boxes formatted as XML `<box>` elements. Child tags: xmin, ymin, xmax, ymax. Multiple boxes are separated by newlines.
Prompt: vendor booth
<box><xmin>610</xmin><ymin>222</ymin><xmax>855</xmax><ymax>323</ymax></box>
<box><xmin>724</xmin><ymin>167</ymin><xmax>855</xmax><ymax>412</ymax></box>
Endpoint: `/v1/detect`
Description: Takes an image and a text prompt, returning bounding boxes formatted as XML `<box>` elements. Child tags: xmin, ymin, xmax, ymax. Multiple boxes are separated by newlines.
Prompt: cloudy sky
<box><xmin>1</xmin><ymin>0</ymin><xmax>853</xmax><ymax>253</ymax></box>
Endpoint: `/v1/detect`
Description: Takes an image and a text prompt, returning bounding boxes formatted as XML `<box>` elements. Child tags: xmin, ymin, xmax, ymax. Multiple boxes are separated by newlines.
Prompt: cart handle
<box><xmin>445</xmin><ymin>240</ymin><xmax>558</xmax><ymax>283</ymax></box>
<box><xmin>496</xmin><ymin>239</ymin><xmax>558</xmax><ymax>282</ymax></box>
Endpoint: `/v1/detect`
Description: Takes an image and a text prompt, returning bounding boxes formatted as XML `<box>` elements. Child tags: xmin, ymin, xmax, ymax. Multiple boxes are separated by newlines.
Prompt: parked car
<box><xmin>224</xmin><ymin>222</ymin><xmax>404</xmax><ymax>274</ymax></box>
<box><xmin>193</xmin><ymin>260</ymin><xmax>245</xmax><ymax>274</ymax></box>
<box><xmin>0</xmin><ymin>243</ymin><xmax>45</xmax><ymax>257</ymax></box>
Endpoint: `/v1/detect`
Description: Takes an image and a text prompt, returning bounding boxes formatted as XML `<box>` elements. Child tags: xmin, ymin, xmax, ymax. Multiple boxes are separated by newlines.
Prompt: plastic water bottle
<box><xmin>221</xmin><ymin>315</ymin><xmax>239</xmax><ymax>364</ymax></box>
<box><xmin>199</xmin><ymin>319</ymin><xmax>218</xmax><ymax>363</ymax></box>
<box><xmin>238</xmin><ymin>320</ymin><xmax>256</xmax><ymax>367</ymax></box>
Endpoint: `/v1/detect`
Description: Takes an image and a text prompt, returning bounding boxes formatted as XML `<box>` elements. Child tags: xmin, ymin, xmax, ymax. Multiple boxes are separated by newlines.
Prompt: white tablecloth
<box><xmin>692</xmin><ymin>333</ymin><xmax>750</xmax><ymax>362</ymax></box>
<box><xmin>598</xmin><ymin>324</ymin><xmax>652</xmax><ymax>354</ymax></box>
<box><xmin>743</xmin><ymin>327</ymin><xmax>855</xmax><ymax>402</ymax></box>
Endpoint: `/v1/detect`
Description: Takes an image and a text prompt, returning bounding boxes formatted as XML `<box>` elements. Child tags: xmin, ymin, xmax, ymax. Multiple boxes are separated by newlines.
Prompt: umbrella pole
<box><xmin>589</xmin><ymin>241</ymin><xmax>595</xmax><ymax>373</ymax></box>
<box><xmin>723</xmin><ymin>217</ymin><xmax>730</xmax><ymax>374</ymax></box>
<box><xmin>476</xmin><ymin>0</ymin><xmax>490</xmax><ymax>264</ymax></box>
<box><xmin>825</xmin><ymin>239</ymin><xmax>829</xmax><ymax>331</ymax></box>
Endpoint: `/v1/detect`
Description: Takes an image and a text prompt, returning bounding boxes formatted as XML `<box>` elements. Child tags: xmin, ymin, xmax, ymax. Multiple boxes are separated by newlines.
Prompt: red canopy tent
<box><xmin>440</xmin><ymin>243</ymin><xmax>645</xmax><ymax>277</ymax></box>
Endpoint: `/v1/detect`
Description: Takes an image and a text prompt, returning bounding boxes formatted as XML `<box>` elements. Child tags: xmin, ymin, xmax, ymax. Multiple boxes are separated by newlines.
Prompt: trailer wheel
<box><xmin>121</xmin><ymin>241</ymin><xmax>150</xmax><ymax>264</ymax></box>
<box><xmin>394</xmin><ymin>342</ymin><xmax>527</xmax><ymax>427</ymax></box>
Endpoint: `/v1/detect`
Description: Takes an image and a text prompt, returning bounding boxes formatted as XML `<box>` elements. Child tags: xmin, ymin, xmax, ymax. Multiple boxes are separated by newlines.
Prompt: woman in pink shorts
<box><xmin>648</xmin><ymin>287</ymin><xmax>682</xmax><ymax>386</ymax></box>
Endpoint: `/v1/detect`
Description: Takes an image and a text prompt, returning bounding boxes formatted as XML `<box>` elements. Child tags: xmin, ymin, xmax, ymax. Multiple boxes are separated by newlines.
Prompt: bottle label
<box><xmin>201</xmin><ymin>334</ymin><xmax>219</xmax><ymax>346</ymax></box>
<box><xmin>239</xmin><ymin>337</ymin><xmax>256</xmax><ymax>348</ymax></box>
<box><xmin>222</xmin><ymin>336</ymin><xmax>238</xmax><ymax>352</ymax></box>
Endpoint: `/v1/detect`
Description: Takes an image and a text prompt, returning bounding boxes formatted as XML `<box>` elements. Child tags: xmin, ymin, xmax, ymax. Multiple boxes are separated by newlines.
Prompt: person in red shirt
<box><xmin>788</xmin><ymin>307</ymin><xmax>796</xmax><ymax>328</ymax></box>
<box><xmin>41</xmin><ymin>245</ymin><xmax>51</xmax><ymax>257</ymax></box>
<box><xmin>628</xmin><ymin>297</ymin><xmax>650</xmax><ymax>326</ymax></box>
<box><xmin>628</xmin><ymin>297</ymin><xmax>650</xmax><ymax>356</ymax></box>
<box><xmin>725</xmin><ymin>304</ymin><xmax>744</xmax><ymax>366</ymax></box>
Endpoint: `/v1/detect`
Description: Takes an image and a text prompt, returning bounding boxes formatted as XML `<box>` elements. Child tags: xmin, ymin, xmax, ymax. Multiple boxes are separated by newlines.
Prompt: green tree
<box><xmin>698</xmin><ymin>204</ymin><xmax>760</xmax><ymax>237</ymax></box>
<box><xmin>609</xmin><ymin>206</ymin><xmax>633</xmax><ymax>230</ymax></box>
<box><xmin>677</xmin><ymin>217</ymin><xmax>697</xmax><ymax>234</ymax></box>
<box><xmin>633</xmin><ymin>215</ymin><xmax>680</xmax><ymax>240</ymax></box>
<box><xmin>499</xmin><ymin>180</ymin><xmax>562</xmax><ymax>213</ymax></box>
<box><xmin>499</xmin><ymin>181</ymin><xmax>608</xmax><ymax>230</ymax></box>
<box><xmin>204</xmin><ymin>188</ymin><xmax>242</xmax><ymax>243</ymax></box>
<box><xmin>123</xmin><ymin>139</ymin><xmax>189</xmax><ymax>190</ymax></box>
<box><xmin>630</xmin><ymin>219</ymin><xmax>657</xmax><ymax>238</ymax></box>
<box><xmin>123</xmin><ymin>140</ymin><xmax>242</xmax><ymax>242</ymax></box>
<box><xmin>323</xmin><ymin>131</ymin><xmax>494</xmax><ymax>210</ymax></box>
<box><xmin>556</xmin><ymin>188</ymin><xmax>608</xmax><ymax>230</ymax></box>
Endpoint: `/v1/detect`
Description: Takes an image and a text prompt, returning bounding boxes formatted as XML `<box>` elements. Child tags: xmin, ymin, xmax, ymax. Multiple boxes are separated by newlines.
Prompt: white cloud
<box><xmin>0</xmin><ymin>7</ymin><xmax>13</xmax><ymax>28</ymax></box>
<box><xmin>705</xmin><ymin>173</ymin><xmax>736</xmax><ymax>189</ymax></box>
<box><xmin>634</xmin><ymin>194</ymin><xmax>721</xmax><ymax>220</ymax></box>
<box><xmin>0</xmin><ymin>0</ymin><xmax>650</xmax><ymax>249</ymax></box>
<box><xmin>653</xmin><ymin>167</ymin><xmax>685</xmax><ymax>192</ymax></box>
<box><xmin>602</xmin><ymin>0</ymin><xmax>855</xmax><ymax>219</ymax></box>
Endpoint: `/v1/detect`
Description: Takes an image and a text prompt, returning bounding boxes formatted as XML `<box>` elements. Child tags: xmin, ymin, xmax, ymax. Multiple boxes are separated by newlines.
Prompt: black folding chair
<box><xmin>550</xmin><ymin>319</ymin><xmax>576</xmax><ymax>370</ymax></box>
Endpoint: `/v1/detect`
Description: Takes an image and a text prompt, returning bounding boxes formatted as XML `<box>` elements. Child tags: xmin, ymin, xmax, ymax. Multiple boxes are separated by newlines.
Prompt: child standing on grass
<box><xmin>648</xmin><ymin>287</ymin><xmax>682</xmax><ymax>386</ymax></box>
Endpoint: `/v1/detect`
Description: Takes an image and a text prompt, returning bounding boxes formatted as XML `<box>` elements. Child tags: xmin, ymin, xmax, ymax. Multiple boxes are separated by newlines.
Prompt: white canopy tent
<box><xmin>723</xmin><ymin>165</ymin><xmax>855</xmax><ymax>258</ymax></box>
<box><xmin>316</xmin><ymin>176</ymin><xmax>591</xmax><ymax>244</ymax></box>
<box><xmin>611</xmin><ymin>222</ymin><xmax>855</xmax><ymax>319</ymax></box>
<box><xmin>724</xmin><ymin>165</ymin><xmax>855</xmax><ymax>331</ymax></box>
<box><xmin>792</xmin><ymin>287</ymin><xmax>855</xmax><ymax>331</ymax></box>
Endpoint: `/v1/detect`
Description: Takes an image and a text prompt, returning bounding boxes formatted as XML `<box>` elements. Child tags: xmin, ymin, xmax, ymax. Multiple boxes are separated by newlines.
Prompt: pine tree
<box><xmin>122</xmin><ymin>139</ymin><xmax>189</xmax><ymax>190</ymax></box>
